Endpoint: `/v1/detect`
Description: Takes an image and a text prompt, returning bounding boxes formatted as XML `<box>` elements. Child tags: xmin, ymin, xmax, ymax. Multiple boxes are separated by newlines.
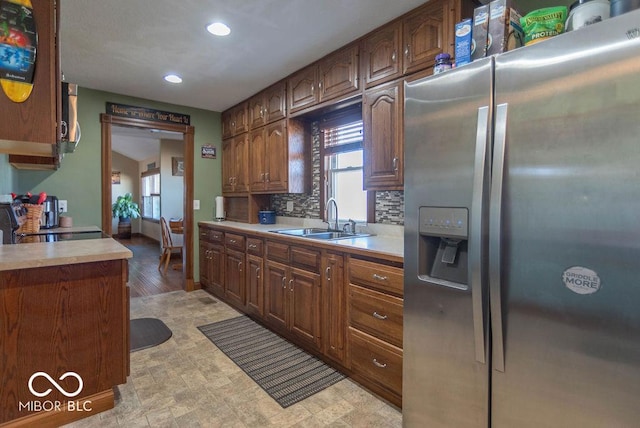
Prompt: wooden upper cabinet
<box><xmin>222</xmin><ymin>102</ymin><xmax>248</xmax><ymax>138</ymax></box>
<box><xmin>318</xmin><ymin>44</ymin><xmax>360</xmax><ymax>103</ymax></box>
<box><xmin>288</xmin><ymin>44</ymin><xmax>359</xmax><ymax>114</ymax></box>
<box><xmin>0</xmin><ymin>0</ymin><xmax>59</xmax><ymax>150</ymax></box>
<box><xmin>288</xmin><ymin>65</ymin><xmax>318</xmax><ymax>114</ymax></box>
<box><xmin>249</xmin><ymin>120</ymin><xmax>289</xmax><ymax>193</ymax></box>
<box><xmin>362</xmin><ymin>21</ymin><xmax>402</xmax><ymax>88</ymax></box>
<box><xmin>249</xmin><ymin>80</ymin><xmax>287</xmax><ymax>130</ymax></box>
<box><xmin>264</xmin><ymin>80</ymin><xmax>287</xmax><ymax>123</ymax></box>
<box><xmin>402</xmin><ymin>0</ymin><xmax>448</xmax><ymax>75</ymax></box>
<box><xmin>222</xmin><ymin>134</ymin><xmax>249</xmax><ymax>195</ymax></box>
<box><xmin>363</xmin><ymin>80</ymin><xmax>404</xmax><ymax>190</ymax></box>
<box><xmin>362</xmin><ymin>0</ymin><xmax>468</xmax><ymax>86</ymax></box>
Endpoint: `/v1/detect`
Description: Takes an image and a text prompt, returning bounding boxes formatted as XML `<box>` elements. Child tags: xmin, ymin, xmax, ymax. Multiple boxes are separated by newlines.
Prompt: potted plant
<box><xmin>112</xmin><ymin>193</ymin><xmax>141</xmax><ymax>239</ymax></box>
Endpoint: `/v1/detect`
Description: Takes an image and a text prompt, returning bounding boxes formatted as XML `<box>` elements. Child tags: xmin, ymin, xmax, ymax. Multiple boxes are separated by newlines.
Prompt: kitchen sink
<box><xmin>270</xmin><ymin>228</ymin><xmax>371</xmax><ymax>240</ymax></box>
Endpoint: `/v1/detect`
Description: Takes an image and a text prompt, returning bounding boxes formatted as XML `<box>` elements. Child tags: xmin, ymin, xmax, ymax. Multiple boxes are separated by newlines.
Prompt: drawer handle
<box><xmin>229</xmin><ymin>239</ymin><xmax>237</xmax><ymax>244</ymax></box>
<box><xmin>372</xmin><ymin>358</ymin><xmax>387</xmax><ymax>369</ymax></box>
<box><xmin>249</xmin><ymin>244</ymin><xmax>257</xmax><ymax>249</ymax></box>
<box><xmin>372</xmin><ymin>273</ymin><xmax>388</xmax><ymax>281</ymax></box>
<box><xmin>372</xmin><ymin>312</ymin><xmax>388</xmax><ymax>320</ymax></box>
<box><xmin>282</xmin><ymin>277</ymin><xmax>287</xmax><ymax>289</ymax></box>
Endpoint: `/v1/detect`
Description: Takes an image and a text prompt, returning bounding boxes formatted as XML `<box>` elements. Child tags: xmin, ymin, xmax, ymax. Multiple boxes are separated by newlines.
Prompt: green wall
<box><xmin>16</xmin><ymin>87</ymin><xmax>222</xmax><ymax>281</ymax></box>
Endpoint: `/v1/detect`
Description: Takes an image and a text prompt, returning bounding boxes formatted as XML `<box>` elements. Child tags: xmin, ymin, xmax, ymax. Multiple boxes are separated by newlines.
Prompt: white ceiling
<box><xmin>60</xmin><ymin>0</ymin><xmax>430</xmax><ymax>113</ymax></box>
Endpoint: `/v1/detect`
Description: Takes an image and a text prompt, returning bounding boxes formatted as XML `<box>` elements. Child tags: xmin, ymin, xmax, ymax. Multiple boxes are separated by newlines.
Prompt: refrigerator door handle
<box><xmin>490</xmin><ymin>103</ymin><xmax>508</xmax><ymax>372</ymax></box>
<box><xmin>471</xmin><ymin>106</ymin><xmax>490</xmax><ymax>365</ymax></box>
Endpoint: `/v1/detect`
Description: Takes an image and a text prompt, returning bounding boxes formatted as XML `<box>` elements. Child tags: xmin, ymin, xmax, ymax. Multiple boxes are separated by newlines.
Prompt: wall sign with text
<box><xmin>201</xmin><ymin>145</ymin><xmax>216</xmax><ymax>159</ymax></box>
<box><xmin>106</xmin><ymin>102</ymin><xmax>190</xmax><ymax>125</ymax></box>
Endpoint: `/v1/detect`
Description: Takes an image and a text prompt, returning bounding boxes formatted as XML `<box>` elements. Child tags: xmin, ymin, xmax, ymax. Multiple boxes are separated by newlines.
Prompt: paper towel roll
<box><xmin>215</xmin><ymin>196</ymin><xmax>225</xmax><ymax>220</ymax></box>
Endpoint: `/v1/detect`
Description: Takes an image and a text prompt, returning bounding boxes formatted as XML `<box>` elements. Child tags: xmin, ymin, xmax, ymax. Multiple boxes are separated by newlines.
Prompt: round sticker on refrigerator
<box><xmin>562</xmin><ymin>266</ymin><xmax>601</xmax><ymax>295</ymax></box>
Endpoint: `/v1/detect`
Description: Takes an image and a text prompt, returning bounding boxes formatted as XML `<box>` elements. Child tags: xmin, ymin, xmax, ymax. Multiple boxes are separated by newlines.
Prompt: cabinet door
<box><xmin>248</xmin><ymin>93</ymin><xmax>267</xmax><ymax>130</ymax></box>
<box><xmin>288</xmin><ymin>65</ymin><xmax>318</xmax><ymax>113</ymax></box>
<box><xmin>318</xmin><ymin>44</ymin><xmax>360</xmax><ymax>103</ymax></box>
<box><xmin>221</xmin><ymin>110</ymin><xmax>235</xmax><ymax>139</ymax></box>
<box><xmin>289</xmin><ymin>267</ymin><xmax>322</xmax><ymax>351</ymax></box>
<box><xmin>249</xmin><ymin>128</ymin><xmax>266</xmax><ymax>192</ymax></box>
<box><xmin>246</xmin><ymin>254</ymin><xmax>264</xmax><ymax>318</ymax></box>
<box><xmin>323</xmin><ymin>252</ymin><xmax>346</xmax><ymax>364</ymax></box>
<box><xmin>233</xmin><ymin>134</ymin><xmax>249</xmax><ymax>193</ymax></box>
<box><xmin>209</xmin><ymin>244</ymin><xmax>225</xmax><ymax>296</ymax></box>
<box><xmin>363</xmin><ymin>21</ymin><xmax>402</xmax><ymax>88</ymax></box>
<box><xmin>264</xmin><ymin>260</ymin><xmax>288</xmax><ymax>331</ymax></box>
<box><xmin>402</xmin><ymin>1</ymin><xmax>447</xmax><ymax>74</ymax></box>
<box><xmin>363</xmin><ymin>80</ymin><xmax>404</xmax><ymax>190</ymax></box>
<box><xmin>221</xmin><ymin>138</ymin><xmax>235</xmax><ymax>193</ymax></box>
<box><xmin>265</xmin><ymin>120</ymin><xmax>288</xmax><ymax>192</ymax></box>
<box><xmin>199</xmin><ymin>242</ymin><xmax>211</xmax><ymax>287</ymax></box>
<box><xmin>232</xmin><ymin>102</ymin><xmax>249</xmax><ymax>135</ymax></box>
<box><xmin>225</xmin><ymin>249</ymin><xmax>245</xmax><ymax>308</ymax></box>
<box><xmin>265</xmin><ymin>81</ymin><xmax>287</xmax><ymax>123</ymax></box>
<box><xmin>0</xmin><ymin>0</ymin><xmax>58</xmax><ymax>145</ymax></box>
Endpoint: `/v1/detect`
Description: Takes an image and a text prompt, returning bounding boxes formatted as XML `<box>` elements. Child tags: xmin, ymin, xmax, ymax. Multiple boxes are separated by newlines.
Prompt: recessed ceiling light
<box><xmin>206</xmin><ymin>22</ymin><xmax>231</xmax><ymax>36</ymax></box>
<box><xmin>164</xmin><ymin>74</ymin><xmax>182</xmax><ymax>84</ymax></box>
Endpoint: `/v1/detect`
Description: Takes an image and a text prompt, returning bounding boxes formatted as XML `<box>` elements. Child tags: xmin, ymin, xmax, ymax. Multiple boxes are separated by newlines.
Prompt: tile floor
<box><xmin>64</xmin><ymin>290</ymin><xmax>403</xmax><ymax>427</ymax></box>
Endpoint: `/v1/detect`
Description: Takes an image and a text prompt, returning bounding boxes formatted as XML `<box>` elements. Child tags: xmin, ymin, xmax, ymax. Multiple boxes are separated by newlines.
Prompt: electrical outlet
<box><xmin>286</xmin><ymin>201</ymin><xmax>293</xmax><ymax>212</ymax></box>
<box><xmin>193</xmin><ymin>199</ymin><xmax>200</xmax><ymax>210</ymax></box>
<box><xmin>59</xmin><ymin>200</ymin><xmax>68</xmax><ymax>212</ymax></box>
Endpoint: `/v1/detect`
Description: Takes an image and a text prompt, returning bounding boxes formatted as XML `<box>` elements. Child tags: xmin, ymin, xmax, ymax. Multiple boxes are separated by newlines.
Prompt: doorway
<box><xmin>101</xmin><ymin>114</ymin><xmax>195</xmax><ymax>291</ymax></box>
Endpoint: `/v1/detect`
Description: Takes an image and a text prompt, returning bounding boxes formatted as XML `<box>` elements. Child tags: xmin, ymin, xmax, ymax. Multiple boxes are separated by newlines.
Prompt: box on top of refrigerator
<box><xmin>487</xmin><ymin>0</ymin><xmax>524</xmax><ymax>56</ymax></box>
<box><xmin>472</xmin><ymin>4</ymin><xmax>490</xmax><ymax>60</ymax></box>
<box><xmin>455</xmin><ymin>18</ymin><xmax>473</xmax><ymax>67</ymax></box>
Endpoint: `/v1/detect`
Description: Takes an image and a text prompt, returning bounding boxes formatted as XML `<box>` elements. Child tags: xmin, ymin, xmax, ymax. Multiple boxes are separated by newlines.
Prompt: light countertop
<box><xmin>199</xmin><ymin>219</ymin><xmax>404</xmax><ymax>262</ymax></box>
<box><xmin>0</xmin><ymin>232</ymin><xmax>132</xmax><ymax>271</ymax></box>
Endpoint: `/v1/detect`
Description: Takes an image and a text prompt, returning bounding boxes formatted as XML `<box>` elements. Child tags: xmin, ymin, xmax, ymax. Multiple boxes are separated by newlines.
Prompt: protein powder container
<box><xmin>433</xmin><ymin>53</ymin><xmax>452</xmax><ymax>75</ymax></box>
<box><xmin>566</xmin><ymin>0</ymin><xmax>610</xmax><ymax>31</ymax></box>
<box><xmin>610</xmin><ymin>0</ymin><xmax>640</xmax><ymax>16</ymax></box>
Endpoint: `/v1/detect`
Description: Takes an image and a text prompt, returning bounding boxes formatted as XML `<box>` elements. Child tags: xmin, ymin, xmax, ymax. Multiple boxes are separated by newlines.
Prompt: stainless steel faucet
<box><xmin>325</xmin><ymin>198</ymin><xmax>339</xmax><ymax>231</ymax></box>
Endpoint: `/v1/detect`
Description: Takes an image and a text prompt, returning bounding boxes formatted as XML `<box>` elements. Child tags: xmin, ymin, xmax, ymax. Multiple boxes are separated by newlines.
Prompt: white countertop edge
<box><xmin>0</xmin><ymin>238</ymin><xmax>133</xmax><ymax>271</ymax></box>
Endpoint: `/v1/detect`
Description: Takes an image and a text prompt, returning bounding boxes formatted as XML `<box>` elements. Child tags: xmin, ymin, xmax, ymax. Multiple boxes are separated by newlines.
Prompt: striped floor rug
<box><xmin>197</xmin><ymin>316</ymin><xmax>345</xmax><ymax>408</ymax></box>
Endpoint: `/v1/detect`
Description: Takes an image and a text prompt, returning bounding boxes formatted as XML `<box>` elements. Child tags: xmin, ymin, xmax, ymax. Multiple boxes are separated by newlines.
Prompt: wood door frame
<box><xmin>101</xmin><ymin>113</ymin><xmax>195</xmax><ymax>291</ymax></box>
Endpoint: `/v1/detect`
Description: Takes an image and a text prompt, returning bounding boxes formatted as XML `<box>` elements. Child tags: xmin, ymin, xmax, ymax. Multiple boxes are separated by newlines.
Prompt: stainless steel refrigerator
<box><xmin>403</xmin><ymin>9</ymin><xmax>640</xmax><ymax>428</ymax></box>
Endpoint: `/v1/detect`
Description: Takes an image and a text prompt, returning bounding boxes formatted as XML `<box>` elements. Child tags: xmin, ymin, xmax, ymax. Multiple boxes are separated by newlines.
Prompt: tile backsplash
<box><xmin>272</xmin><ymin>122</ymin><xmax>404</xmax><ymax>226</ymax></box>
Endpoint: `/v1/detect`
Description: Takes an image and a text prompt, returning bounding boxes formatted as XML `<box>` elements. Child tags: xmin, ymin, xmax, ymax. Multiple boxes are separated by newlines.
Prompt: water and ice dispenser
<box><xmin>418</xmin><ymin>207</ymin><xmax>469</xmax><ymax>289</ymax></box>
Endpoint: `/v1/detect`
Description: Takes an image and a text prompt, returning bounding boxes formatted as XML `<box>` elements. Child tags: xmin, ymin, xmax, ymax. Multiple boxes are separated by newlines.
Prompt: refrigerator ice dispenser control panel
<box><xmin>419</xmin><ymin>207</ymin><xmax>468</xmax><ymax>239</ymax></box>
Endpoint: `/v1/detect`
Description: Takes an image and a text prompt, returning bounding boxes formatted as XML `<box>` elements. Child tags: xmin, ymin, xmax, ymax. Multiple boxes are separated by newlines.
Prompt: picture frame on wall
<box><xmin>172</xmin><ymin>157</ymin><xmax>184</xmax><ymax>176</ymax></box>
<box><xmin>112</xmin><ymin>171</ymin><xmax>121</xmax><ymax>184</ymax></box>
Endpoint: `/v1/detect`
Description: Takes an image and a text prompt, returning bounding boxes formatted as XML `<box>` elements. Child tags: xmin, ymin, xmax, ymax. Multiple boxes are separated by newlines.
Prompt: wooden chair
<box><xmin>159</xmin><ymin>217</ymin><xmax>182</xmax><ymax>274</ymax></box>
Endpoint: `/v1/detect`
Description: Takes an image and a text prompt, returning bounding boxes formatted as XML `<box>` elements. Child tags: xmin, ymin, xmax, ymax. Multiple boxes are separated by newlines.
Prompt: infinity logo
<box><xmin>28</xmin><ymin>372</ymin><xmax>83</xmax><ymax>398</ymax></box>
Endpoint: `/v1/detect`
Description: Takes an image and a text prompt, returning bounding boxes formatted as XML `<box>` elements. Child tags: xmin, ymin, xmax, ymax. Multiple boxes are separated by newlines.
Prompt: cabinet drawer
<box><xmin>349</xmin><ymin>285</ymin><xmax>403</xmax><ymax>348</ymax></box>
<box><xmin>349</xmin><ymin>327</ymin><xmax>403</xmax><ymax>397</ymax></box>
<box><xmin>200</xmin><ymin>228</ymin><xmax>224</xmax><ymax>244</ymax></box>
<box><xmin>291</xmin><ymin>246</ymin><xmax>320</xmax><ymax>273</ymax></box>
<box><xmin>348</xmin><ymin>258</ymin><xmax>404</xmax><ymax>296</ymax></box>
<box><xmin>266</xmin><ymin>241</ymin><xmax>290</xmax><ymax>263</ymax></box>
<box><xmin>246</xmin><ymin>237</ymin><xmax>264</xmax><ymax>256</ymax></box>
<box><xmin>225</xmin><ymin>233</ymin><xmax>245</xmax><ymax>252</ymax></box>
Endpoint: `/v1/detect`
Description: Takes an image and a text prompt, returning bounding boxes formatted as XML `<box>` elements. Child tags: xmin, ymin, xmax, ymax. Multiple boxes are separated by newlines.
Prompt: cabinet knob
<box><xmin>282</xmin><ymin>277</ymin><xmax>287</xmax><ymax>289</ymax></box>
<box><xmin>392</xmin><ymin>157</ymin><xmax>398</xmax><ymax>171</ymax></box>
<box><xmin>391</xmin><ymin>50</ymin><xmax>397</xmax><ymax>63</ymax></box>
<box><xmin>405</xmin><ymin>45</ymin><xmax>410</xmax><ymax>57</ymax></box>
<box><xmin>255</xmin><ymin>267</ymin><xmax>261</xmax><ymax>279</ymax></box>
<box><xmin>265</xmin><ymin>172</ymin><xmax>270</xmax><ymax>182</ymax></box>
<box><xmin>289</xmin><ymin>279</ymin><xmax>294</xmax><ymax>292</ymax></box>
<box><xmin>325</xmin><ymin>267</ymin><xmax>331</xmax><ymax>281</ymax></box>
<box><xmin>238</xmin><ymin>261</ymin><xmax>242</xmax><ymax>272</ymax></box>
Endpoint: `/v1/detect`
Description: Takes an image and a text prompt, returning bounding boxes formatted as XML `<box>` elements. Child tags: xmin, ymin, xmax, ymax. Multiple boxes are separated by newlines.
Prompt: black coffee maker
<box><xmin>41</xmin><ymin>196</ymin><xmax>59</xmax><ymax>229</ymax></box>
<box><xmin>0</xmin><ymin>201</ymin><xmax>25</xmax><ymax>244</ymax></box>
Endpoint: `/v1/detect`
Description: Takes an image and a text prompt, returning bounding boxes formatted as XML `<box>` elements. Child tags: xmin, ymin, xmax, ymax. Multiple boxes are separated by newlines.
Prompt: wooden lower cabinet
<box><xmin>0</xmin><ymin>259</ymin><xmax>129</xmax><ymax>426</ymax></box>
<box><xmin>264</xmin><ymin>259</ymin><xmax>322</xmax><ymax>352</ymax></box>
<box><xmin>246</xmin><ymin>254</ymin><xmax>264</xmax><ymax>317</ymax></box>
<box><xmin>323</xmin><ymin>252</ymin><xmax>347</xmax><ymax>365</ymax></box>
<box><xmin>198</xmin><ymin>224</ymin><xmax>404</xmax><ymax>407</ymax></box>
<box><xmin>225</xmin><ymin>249</ymin><xmax>245</xmax><ymax>308</ymax></box>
